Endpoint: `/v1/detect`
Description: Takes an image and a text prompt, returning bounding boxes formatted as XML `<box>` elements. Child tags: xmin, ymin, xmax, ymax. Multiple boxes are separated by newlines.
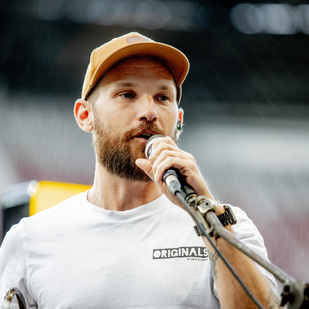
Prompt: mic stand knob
<box><xmin>281</xmin><ymin>281</ymin><xmax>309</xmax><ymax>309</ymax></box>
<box><xmin>186</xmin><ymin>195</ymin><xmax>218</xmax><ymax>237</ymax></box>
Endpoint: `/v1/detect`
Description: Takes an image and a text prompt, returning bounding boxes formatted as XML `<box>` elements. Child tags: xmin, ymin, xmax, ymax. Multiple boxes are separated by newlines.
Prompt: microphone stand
<box><xmin>164</xmin><ymin>170</ymin><xmax>309</xmax><ymax>309</ymax></box>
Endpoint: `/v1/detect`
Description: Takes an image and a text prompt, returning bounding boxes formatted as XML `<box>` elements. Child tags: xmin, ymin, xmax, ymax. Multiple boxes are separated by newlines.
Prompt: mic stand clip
<box><xmin>186</xmin><ymin>194</ymin><xmax>217</xmax><ymax>238</ymax></box>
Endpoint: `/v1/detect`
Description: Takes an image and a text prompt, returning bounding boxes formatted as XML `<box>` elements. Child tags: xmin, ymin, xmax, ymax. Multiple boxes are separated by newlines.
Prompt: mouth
<box><xmin>133</xmin><ymin>130</ymin><xmax>157</xmax><ymax>143</ymax></box>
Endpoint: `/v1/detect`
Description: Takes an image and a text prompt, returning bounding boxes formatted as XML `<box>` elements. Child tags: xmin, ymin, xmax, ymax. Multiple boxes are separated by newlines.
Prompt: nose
<box><xmin>137</xmin><ymin>95</ymin><xmax>158</xmax><ymax>122</ymax></box>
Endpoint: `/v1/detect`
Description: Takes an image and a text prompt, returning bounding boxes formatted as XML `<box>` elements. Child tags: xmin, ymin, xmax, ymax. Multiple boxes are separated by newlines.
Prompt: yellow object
<box><xmin>29</xmin><ymin>181</ymin><xmax>91</xmax><ymax>216</ymax></box>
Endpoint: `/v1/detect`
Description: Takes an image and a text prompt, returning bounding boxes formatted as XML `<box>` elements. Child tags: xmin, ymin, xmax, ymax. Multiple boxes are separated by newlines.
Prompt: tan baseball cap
<box><xmin>81</xmin><ymin>32</ymin><xmax>190</xmax><ymax>103</ymax></box>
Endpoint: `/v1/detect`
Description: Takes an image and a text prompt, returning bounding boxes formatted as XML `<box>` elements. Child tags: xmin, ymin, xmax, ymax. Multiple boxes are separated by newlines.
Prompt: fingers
<box><xmin>135</xmin><ymin>158</ymin><xmax>154</xmax><ymax>181</ymax></box>
<box><xmin>135</xmin><ymin>136</ymin><xmax>179</xmax><ymax>183</ymax></box>
<box><xmin>144</xmin><ymin>136</ymin><xmax>213</xmax><ymax>199</ymax></box>
<box><xmin>146</xmin><ymin>137</ymin><xmax>194</xmax><ymax>185</ymax></box>
<box><xmin>136</xmin><ymin>135</ymin><xmax>214</xmax><ymax>202</ymax></box>
<box><xmin>136</xmin><ymin>137</ymin><xmax>177</xmax><ymax>183</ymax></box>
<box><xmin>146</xmin><ymin>137</ymin><xmax>179</xmax><ymax>181</ymax></box>
<box><xmin>153</xmin><ymin>150</ymin><xmax>193</xmax><ymax>184</ymax></box>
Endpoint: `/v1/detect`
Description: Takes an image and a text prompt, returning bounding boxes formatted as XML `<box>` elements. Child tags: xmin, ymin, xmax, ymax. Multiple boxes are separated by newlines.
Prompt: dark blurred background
<box><xmin>1</xmin><ymin>0</ymin><xmax>309</xmax><ymax>284</ymax></box>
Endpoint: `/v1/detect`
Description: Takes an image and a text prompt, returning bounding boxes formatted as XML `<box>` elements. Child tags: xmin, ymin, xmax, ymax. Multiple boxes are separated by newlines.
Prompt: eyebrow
<box><xmin>115</xmin><ymin>81</ymin><xmax>173</xmax><ymax>91</ymax></box>
<box><xmin>115</xmin><ymin>81</ymin><xmax>137</xmax><ymax>88</ymax></box>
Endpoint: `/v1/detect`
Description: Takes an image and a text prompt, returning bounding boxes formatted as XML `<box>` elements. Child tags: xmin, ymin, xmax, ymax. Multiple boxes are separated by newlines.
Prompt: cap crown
<box><xmin>82</xmin><ymin>32</ymin><xmax>189</xmax><ymax>103</ymax></box>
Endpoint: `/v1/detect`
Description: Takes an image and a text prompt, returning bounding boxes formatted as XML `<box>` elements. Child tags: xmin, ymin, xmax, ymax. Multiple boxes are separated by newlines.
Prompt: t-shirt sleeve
<box><xmin>0</xmin><ymin>222</ymin><xmax>37</xmax><ymax>308</ymax></box>
<box><xmin>212</xmin><ymin>206</ymin><xmax>278</xmax><ymax>298</ymax></box>
<box><xmin>232</xmin><ymin>206</ymin><xmax>277</xmax><ymax>289</ymax></box>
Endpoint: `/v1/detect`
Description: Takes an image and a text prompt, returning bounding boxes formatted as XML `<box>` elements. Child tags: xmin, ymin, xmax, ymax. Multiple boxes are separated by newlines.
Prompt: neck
<box><xmin>87</xmin><ymin>163</ymin><xmax>161</xmax><ymax>211</ymax></box>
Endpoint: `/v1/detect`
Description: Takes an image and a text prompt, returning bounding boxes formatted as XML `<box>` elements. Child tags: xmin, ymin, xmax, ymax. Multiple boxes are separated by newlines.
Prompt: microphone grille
<box><xmin>145</xmin><ymin>135</ymin><xmax>164</xmax><ymax>159</ymax></box>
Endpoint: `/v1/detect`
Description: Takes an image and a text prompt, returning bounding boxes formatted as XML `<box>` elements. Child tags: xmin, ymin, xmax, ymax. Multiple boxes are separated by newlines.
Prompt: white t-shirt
<box><xmin>0</xmin><ymin>192</ymin><xmax>275</xmax><ymax>308</ymax></box>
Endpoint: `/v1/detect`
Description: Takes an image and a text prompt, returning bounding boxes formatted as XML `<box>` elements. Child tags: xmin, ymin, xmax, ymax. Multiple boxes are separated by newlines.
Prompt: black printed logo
<box><xmin>153</xmin><ymin>246</ymin><xmax>208</xmax><ymax>260</ymax></box>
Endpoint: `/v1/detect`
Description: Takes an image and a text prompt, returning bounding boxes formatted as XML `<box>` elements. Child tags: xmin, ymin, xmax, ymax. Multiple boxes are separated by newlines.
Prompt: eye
<box><xmin>156</xmin><ymin>94</ymin><xmax>170</xmax><ymax>102</ymax></box>
<box><xmin>120</xmin><ymin>92</ymin><xmax>135</xmax><ymax>99</ymax></box>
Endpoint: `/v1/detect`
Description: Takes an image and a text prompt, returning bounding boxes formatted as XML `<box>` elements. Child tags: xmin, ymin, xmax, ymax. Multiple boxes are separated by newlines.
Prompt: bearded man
<box><xmin>0</xmin><ymin>32</ymin><xmax>280</xmax><ymax>309</ymax></box>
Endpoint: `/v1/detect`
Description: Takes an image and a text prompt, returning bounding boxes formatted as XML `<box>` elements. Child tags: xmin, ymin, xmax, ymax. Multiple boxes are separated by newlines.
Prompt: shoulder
<box><xmin>230</xmin><ymin>205</ymin><xmax>278</xmax><ymax>289</ymax></box>
<box><xmin>3</xmin><ymin>191</ymin><xmax>87</xmax><ymax>242</ymax></box>
<box><xmin>29</xmin><ymin>191</ymin><xmax>86</xmax><ymax>220</ymax></box>
<box><xmin>230</xmin><ymin>206</ymin><xmax>270</xmax><ymax>268</ymax></box>
<box><xmin>231</xmin><ymin>206</ymin><xmax>264</xmax><ymax>242</ymax></box>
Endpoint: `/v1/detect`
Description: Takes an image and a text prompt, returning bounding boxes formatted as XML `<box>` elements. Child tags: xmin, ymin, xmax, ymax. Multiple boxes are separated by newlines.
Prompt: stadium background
<box><xmin>1</xmin><ymin>0</ymin><xmax>309</xmax><ymax>284</ymax></box>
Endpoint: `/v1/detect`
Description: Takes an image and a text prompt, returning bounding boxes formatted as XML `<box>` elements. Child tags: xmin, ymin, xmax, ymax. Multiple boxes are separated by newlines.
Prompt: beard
<box><xmin>93</xmin><ymin>115</ymin><xmax>177</xmax><ymax>182</ymax></box>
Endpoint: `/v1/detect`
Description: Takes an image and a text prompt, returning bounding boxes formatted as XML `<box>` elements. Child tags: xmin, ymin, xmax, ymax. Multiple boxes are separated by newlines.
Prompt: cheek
<box><xmin>106</xmin><ymin>111</ymin><xmax>137</xmax><ymax>133</ymax></box>
<box><xmin>94</xmin><ymin>104</ymin><xmax>125</xmax><ymax>127</ymax></box>
<box><xmin>162</xmin><ymin>106</ymin><xmax>178</xmax><ymax>127</ymax></box>
<box><xmin>158</xmin><ymin>116</ymin><xmax>177</xmax><ymax>138</ymax></box>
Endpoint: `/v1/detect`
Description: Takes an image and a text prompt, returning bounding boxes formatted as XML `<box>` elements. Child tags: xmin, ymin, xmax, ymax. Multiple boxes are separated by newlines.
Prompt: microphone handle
<box><xmin>163</xmin><ymin>169</ymin><xmax>196</xmax><ymax>199</ymax></box>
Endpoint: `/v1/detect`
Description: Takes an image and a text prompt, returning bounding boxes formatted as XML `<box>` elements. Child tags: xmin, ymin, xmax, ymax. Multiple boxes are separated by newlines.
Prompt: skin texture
<box><xmin>74</xmin><ymin>56</ymin><xmax>281</xmax><ymax>308</ymax></box>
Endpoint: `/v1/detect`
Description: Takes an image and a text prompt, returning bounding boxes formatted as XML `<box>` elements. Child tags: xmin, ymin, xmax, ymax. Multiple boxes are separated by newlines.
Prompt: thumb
<box><xmin>135</xmin><ymin>158</ymin><xmax>154</xmax><ymax>180</ymax></box>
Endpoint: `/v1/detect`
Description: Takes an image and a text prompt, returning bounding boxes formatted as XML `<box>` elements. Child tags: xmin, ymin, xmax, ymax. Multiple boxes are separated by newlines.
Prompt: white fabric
<box><xmin>0</xmin><ymin>192</ymin><xmax>275</xmax><ymax>308</ymax></box>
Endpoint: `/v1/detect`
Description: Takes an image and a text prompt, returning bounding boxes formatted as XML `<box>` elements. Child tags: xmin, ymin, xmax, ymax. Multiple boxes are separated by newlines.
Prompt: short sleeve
<box><xmin>211</xmin><ymin>206</ymin><xmax>278</xmax><ymax>298</ymax></box>
<box><xmin>0</xmin><ymin>222</ymin><xmax>37</xmax><ymax>308</ymax></box>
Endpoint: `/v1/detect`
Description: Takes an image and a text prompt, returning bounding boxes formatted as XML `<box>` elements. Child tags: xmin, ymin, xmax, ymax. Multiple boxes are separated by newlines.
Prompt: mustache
<box><xmin>124</xmin><ymin>122</ymin><xmax>165</xmax><ymax>140</ymax></box>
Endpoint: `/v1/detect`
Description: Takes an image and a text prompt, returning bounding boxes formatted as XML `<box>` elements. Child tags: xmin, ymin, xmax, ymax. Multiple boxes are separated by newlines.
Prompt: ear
<box><xmin>177</xmin><ymin>108</ymin><xmax>184</xmax><ymax>130</ymax></box>
<box><xmin>176</xmin><ymin>107</ymin><xmax>184</xmax><ymax>138</ymax></box>
<box><xmin>74</xmin><ymin>99</ymin><xmax>94</xmax><ymax>133</ymax></box>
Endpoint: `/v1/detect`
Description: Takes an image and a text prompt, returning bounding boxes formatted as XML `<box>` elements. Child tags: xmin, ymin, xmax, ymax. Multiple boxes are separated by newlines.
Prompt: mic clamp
<box><xmin>189</xmin><ymin>195</ymin><xmax>217</xmax><ymax>237</ymax></box>
<box><xmin>190</xmin><ymin>196</ymin><xmax>237</xmax><ymax>237</ymax></box>
<box><xmin>190</xmin><ymin>195</ymin><xmax>217</xmax><ymax>214</ymax></box>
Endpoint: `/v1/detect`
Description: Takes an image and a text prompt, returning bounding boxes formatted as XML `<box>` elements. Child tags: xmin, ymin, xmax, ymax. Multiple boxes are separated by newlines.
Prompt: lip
<box><xmin>133</xmin><ymin>129</ymin><xmax>158</xmax><ymax>144</ymax></box>
<box><xmin>134</xmin><ymin>136</ymin><xmax>148</xmax><ymax>145</ymax></box>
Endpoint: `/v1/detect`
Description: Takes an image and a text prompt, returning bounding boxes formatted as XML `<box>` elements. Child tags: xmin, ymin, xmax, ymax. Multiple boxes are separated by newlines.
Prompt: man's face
<box><xmin>91</xmin><ymin>56</ymin><xmax>179</xmax><ymax>181</ymax></box>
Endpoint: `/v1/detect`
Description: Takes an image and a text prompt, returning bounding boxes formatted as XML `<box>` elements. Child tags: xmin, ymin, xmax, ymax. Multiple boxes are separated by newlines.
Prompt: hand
<box><xmin>135</xmin><ymin>136</ymin><xmax>214</xmax><ymax>208</ymax></box>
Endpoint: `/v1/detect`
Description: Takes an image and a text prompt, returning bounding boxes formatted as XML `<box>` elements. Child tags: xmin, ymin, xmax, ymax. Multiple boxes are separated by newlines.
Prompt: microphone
<box><xmin>145</xmin><ymin>135</ymin><xmax>196</xmax><ymax>198</ymax></box>
<box><xmin>145</xmin><ymin>134</ymin><xmax>165</xmax><ymax>160</ymax></box>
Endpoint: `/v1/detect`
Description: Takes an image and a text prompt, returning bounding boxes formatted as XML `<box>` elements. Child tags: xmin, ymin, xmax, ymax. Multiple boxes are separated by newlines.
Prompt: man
<box><xmin>0</xmin><ymin>32</ymin><xmax>279</xmax><ymax>308</ymax></box>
